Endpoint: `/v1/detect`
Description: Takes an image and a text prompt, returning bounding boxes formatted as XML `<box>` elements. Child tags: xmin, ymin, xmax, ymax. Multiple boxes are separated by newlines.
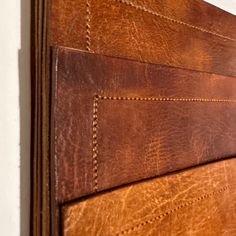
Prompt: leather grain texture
<box><xmin>52</xmin><ymin>47</ymin><xmax>236</xmax><ymax>204</ymax></box>
<box><xmin>50</xmin><ymin>0</ymin><xmax>236</xmax><ymax>76</ymax></box>
<box><xmin>62</xmin><ymin>158</ymin><xmax>236</xmax><ymax>236</ymax></box>
<box><xmin>31</xmin><ymin>0</ymin><xmax>236</xmax><ymax>235</ymax></box>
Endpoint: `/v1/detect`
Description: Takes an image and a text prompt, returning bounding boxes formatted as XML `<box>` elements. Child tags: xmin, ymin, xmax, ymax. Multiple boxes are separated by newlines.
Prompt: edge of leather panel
<box><xmin>52</xmin><ymin>46</ymin><xmax>236</xmax><ymax>203</ymax></box>
<box><xmin>31</xmin><ymin>0</ymin><xmax>52</xmax><ymax>235</ymax></box>
<box><xmin>60</xmin><ymin>157</ymin><xmax>236</xmax><ymax>236</ymax></box>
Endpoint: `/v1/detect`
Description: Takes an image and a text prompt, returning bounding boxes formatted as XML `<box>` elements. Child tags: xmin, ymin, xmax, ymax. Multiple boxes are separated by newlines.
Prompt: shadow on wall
<box><xmin>19</xmin><ymin>0</ymin><xmax>31</xmax><ymax>235</ymax></box>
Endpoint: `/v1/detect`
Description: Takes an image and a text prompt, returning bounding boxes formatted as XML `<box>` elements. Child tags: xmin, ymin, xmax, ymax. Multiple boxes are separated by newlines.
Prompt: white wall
<box><xmin>205</xmin><ymin>0</ymin><xmax>236</xmax><ymax>15</ymax></box>
<box><xmin>0</xmin><ymin>0</ymin><xmax>30</xmax><ymax>235</ymax></box>
<box><xmin>0</xmin><ymin>1</ymin><xmax>234</xmax><ymax>236</ymax></box>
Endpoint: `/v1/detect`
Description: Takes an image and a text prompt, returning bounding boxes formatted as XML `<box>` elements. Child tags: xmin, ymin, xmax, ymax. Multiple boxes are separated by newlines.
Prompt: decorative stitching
<box><xmin>92</xmin><ymin>95</ymin><xmax>236</xmax><ymax>191</ymax></box>
<box><xmin>92</xmin><ymin>95</ymin><xmax>99</xmax><ymax>192</ymax></box>
<box><xmin>98</xmin><ymin>95</ymin><xmax>236</xmax><ymax>103</ymax></box>
<box><xmin>86</xmin><ymin>0</ymin><xmax>92</xmax><ymax>51</ymax></box>
<box><xmin>112</xmin><ymin>0</ymin><xmax>235</xmax><ymax>42</ymax></box>
<box><xmin>115</xmin><ymin>184</ymin><xmax>234</xmax><ymax>235</ymax></box>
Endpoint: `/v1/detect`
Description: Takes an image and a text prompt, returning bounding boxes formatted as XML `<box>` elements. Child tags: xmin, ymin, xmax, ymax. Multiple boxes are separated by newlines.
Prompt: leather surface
<box><xmin>62</xmin><ymin>158</ymin><xmax>236</xmax><ymax>236</ymax></box>
<box><xmin>50</xmin><ymin>0</ymin><xmax>236</xmax><ymax>76</ymax></box>
<box><xmin>30</xmin><ymin>0</ymin><xmax>236</xmax><ymax>235</ymax></box>
<box><xmin>51</xmin><ymin>47</ymin><xmax>236</xmax><ymax>204</ymax></box>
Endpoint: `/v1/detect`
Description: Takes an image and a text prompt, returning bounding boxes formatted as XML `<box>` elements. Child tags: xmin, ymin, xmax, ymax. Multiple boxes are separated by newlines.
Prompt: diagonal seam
<box><xmin>115</xmin><ymin>184</ymin><xmax>235</xmax><ymax>235</ymax></box>
<box><xmin>112</xmin><ymin>0</ymin><xmax>236</xmax><ymax>42</ymax></box>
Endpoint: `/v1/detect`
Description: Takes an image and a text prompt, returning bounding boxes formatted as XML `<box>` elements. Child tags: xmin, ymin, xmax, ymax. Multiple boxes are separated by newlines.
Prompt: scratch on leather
<box><xmin>116</xmin><ymin>184</ymin><xmax>234</xmax><ymax>235</ymax></box>
<box><xmin>86</xmin><ymin>0</ymin><xmax>92</xmax><ymax>51</ymax></box>
<box><xmin>113</xmin><ymin>0</ymin><xmax>235</xmax><ymax>42</ymax></box>
<box><xmin>54</xmin><ymin>49</ymin><xmax>60</xmax><ymax>201</ymax></box>
<box><xmin>92</xmin><ymin>95</ymin><xmax>99</xmax><ymax>192</ymax></box>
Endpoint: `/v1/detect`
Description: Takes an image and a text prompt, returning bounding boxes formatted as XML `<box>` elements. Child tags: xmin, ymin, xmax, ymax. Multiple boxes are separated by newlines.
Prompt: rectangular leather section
<box><xmin>62</xmin><ymin>158</ymin><xmax>236</xmax><ymax>236</ymax></box>
<box><xmin>50</xmin><ymin>0</ymin><xmax>236</xmax><ymax>76</ymax></box>
<box><xmin>52</xmin><ymin>47</ymin><xmax>236</xmax><ymax>203</ymax></box>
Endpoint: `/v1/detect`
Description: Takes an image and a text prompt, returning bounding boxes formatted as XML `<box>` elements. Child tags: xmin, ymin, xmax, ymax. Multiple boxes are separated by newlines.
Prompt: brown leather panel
<box><xmin>50</xmin><ymin>0</ymin><xmax>236</xmax><ymax>76</ymax></box>
<box><xmin>31</xmin><ymin>0</ymin><xmax>236</xmax><ymax>235</ymax></box>
<box><xmin>132</xmin><ymin>0</ymin><xmax>236</xmax><ymax>38</ymax></box>
<box><xmin>50</xmin><ymin>0</ymin><xmax>87</xmax><ymax>50</ymax></box>
<box><xmin>52</xmin><ymin>47</ymin><xmax>236</xmax><ymax>203</ymax></box>
<box><xmin>62</xmin><ymin>158</ymin><xmax>236</xmax><ymax>236</ymax></box>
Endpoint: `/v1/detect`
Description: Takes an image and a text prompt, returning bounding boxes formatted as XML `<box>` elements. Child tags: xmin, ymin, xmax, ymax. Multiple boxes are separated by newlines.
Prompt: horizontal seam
<box><xmin>97</xmin><ymin>95</ymin><xmax>236</xmax><ymax>103</ymax></box>
<box><xmin>115</xmin><ymin>184</ymin><xmax>235</xmax><ymax>235</ymax></box>
<box><xmin>112</xmin><ymin>0</ymin><xmax>235</xmax><ymax>42</ymax></box>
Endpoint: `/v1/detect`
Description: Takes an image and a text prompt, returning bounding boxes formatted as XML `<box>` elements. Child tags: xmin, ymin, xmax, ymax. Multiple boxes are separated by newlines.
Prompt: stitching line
<box><xmin>86</xmin><ymin>0</ymin><xmax>92</xmax><ymax>51</ymax></box>
<box><xmin>98</xmin><ymin>95</ymin><xmax>236</xmax><ymax>103</ymax></box>
<box><xmin>116</xmin><ymin>184</ymin><xmax>235</xmax><ymax>235</ymax></box>
<box><xmin>112</xmin><ymin>0</ymin><xmax>235</xmax><ymax>42</ymax></box>
<box><xmin>92</xmin><ymin>95</ymin><xmax>99</xmax><ymax>192</ymax></box>
<box><xmin>92</xmin><ymin>94</ymin><xmax>236</xmax><ymax>191</ymax></box>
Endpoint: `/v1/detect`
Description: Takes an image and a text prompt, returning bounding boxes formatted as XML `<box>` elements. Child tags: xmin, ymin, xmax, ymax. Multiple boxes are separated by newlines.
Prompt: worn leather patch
<box><xmin>62</xmin><ymin>158</ymin><xmax>236</xmax><ymax>236</ymax></box>
<box><xmin>51</xmin><ymin>47</ymin><xmax>236</xmax><ymax>203</ymax></box>
<box><xmin>50</xmin><ymin>0</ymin><xmax>236</xmax><ymax>76</ymax></box>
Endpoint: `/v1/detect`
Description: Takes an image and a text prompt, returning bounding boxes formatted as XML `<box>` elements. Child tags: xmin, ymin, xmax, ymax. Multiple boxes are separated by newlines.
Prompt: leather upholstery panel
<box><xmin>50</xmin><ymin>0</ymin><xmax>236</xmax><ymax>76</ymax></box>
<box><xmin>130</xmin><ymin>0</ymin><xmax>236</xmax><ymax>37</ymax></box>
<box><xmin>51</xmin><ymin>47</ymin><xmax>236</xmax><ymax>203</ymax></box>
<box><xmin>62</xmin><ymin>158</ymin><xmax>236</xmax><ymax>236</ymax></box>
<box><xmin>50</xmin><ymin>0</ymin><xmax>86</xmax><ymax>50</ymax></box>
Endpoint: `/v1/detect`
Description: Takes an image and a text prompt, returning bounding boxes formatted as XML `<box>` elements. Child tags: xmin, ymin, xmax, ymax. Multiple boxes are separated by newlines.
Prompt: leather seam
<box><xmin>92</xmin><ymin>95</ymin><xmax>99</xmax><ymax>192</ymax></box>
<box><xmin>97</xmin><ymin>95</ymin><xmax>236</xmax><ymax>103</ymax></box>
<box><xmin>92</xmin><ymin>94</ymin><xmax>236</xmax><ymax>191</ymax></box>
<box><xmin>115</xmin><ymin>184</ymin><xmax>234</xmax><ymax>235</ymax></box>
<box><xmin>86</xmin><ymin>0</ymin><xmax>92</xmax><ymax>51</ymax></box>
<box><xmin>111</xmin><ymin>0</ymin><xmax>235</xmax><ymax>42</ymax></box>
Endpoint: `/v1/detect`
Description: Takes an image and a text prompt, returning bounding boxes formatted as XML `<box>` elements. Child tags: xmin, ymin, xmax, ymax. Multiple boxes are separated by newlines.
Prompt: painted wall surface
<box><xmin>205</xmin><ymin>0</ymin><xmax>236</xmax><ymax>15</ymax></box>
<box><xmin>0</xmin><ymin>1</ymin><xmax>234</xmax><ymax>236</ymax></box>
<box><xmin>0</xmin><ymin>0</ymin><xmax>30</xmax><ymax>235</ymax></box>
